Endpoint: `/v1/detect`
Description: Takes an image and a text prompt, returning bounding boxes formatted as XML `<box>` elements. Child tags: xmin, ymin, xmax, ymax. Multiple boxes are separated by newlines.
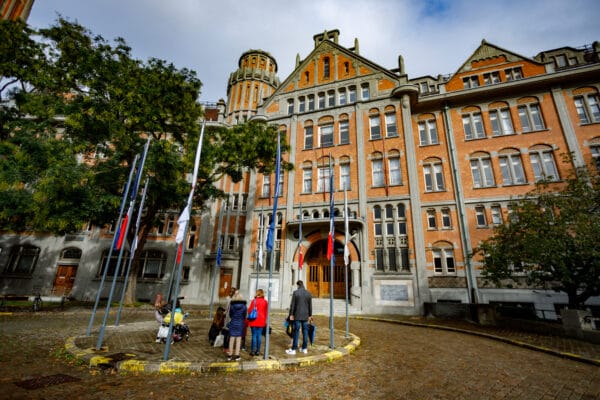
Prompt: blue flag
<box><xmin>265</xmin><ymin>133</ymin><xmax>281</xmax><ymax>252</ymax></box>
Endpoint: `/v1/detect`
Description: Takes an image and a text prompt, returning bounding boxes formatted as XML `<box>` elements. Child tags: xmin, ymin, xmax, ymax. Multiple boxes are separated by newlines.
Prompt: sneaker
<box><xmin>285</xmin><ymin>349</ymin><xmax>296</xmax><ymax>355</ymax></box>
<box><xmin>226</xmin><ymin>356</ymin><xmax>232</xmax><ymax>361</ymax></box>
<box><xmin>233</xmin><ymin>356</ymin><xmax>241</xmax><ymax>361</ymax></box>
<box><xmin>155</xmin><ymin>338</ymin><xmax>161</xmax><ymax>343</ymax></box>
<box><xmin>300</xmin><ymin>348</ymin><xmax>308</xmax><ymax>354</ymax></box>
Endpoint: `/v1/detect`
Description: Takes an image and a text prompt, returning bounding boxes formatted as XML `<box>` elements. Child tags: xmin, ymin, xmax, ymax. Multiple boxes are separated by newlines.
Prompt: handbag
<box><xmin>213</xmin><ymin>333</ymin><xmax>224</xmax><ymax>347</ymax></box>
<box><xmin>247</xmin><ymin>300</ymin><xmax>258</xmax><ymax>321</ymax></box>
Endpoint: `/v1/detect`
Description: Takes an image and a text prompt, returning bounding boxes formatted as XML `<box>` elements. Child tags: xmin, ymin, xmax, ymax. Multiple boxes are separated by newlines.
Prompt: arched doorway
<box><xmin>305</xmin><ymin>239</ymin><xmax>349</xmax><ymax>299</ymax></box>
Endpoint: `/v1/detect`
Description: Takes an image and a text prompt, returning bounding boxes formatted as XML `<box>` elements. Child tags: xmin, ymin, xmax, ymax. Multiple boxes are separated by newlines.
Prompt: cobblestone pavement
<box><xmin>0</xmin><ymin>306</ymin><xmax>598</xmax><ymax>400</ymax></box>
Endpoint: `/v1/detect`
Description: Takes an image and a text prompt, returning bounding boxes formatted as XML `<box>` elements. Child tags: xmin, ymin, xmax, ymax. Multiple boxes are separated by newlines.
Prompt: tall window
<box><xmin>374</xmin><ymin>204</ymin><xmax>409</xmax><ymax>272</ymax></box>
<box><xmin>490</xmin><ymin>108</ymin><xmax>514</xmax><ymax>136</ymax></box>
<box><xmin>327</xmin><ymin>90</ymin><xmax>335</xmax><ymax>107</ymax></box>
<box><xmin>340</xmin><ymin>162</ymin><xmax>350</xmax><ymax>190</ymax></box>
<box><xmin>529</xmin><ymin>146</ymin><xmax>559</xmax><ymax>181</ymax></box>
<box><xmin>99</xmin><ymin>249</ymin><xmax>129</xmax><ymax>277</ymax></box>
<box><xmin>349</xmin><ymin>86</ymin><xmax>357</xmax><ymax>103</ymax></box>
<box><xmin>317</xmin><ymin>166</ymin><xmax>331</xmax><ymax>192</ymax></box>
<box><xmin>374</xmin><ymin>206</ymin><xmax>382</xmax><ymax>236</ymax></box>
<box><xmin>475</xmin><ymin>206</ymin><xmax>487</xmax><ymax>227</ymax></box>
<box><xmin>320</xmin><ymin>124</ymin><xmax>334</xmax><ymax>147</ymax></box>
<box><xmin>419</xmin><ymin>119</ymin><xmax>438</xmax><ymax>145</ymax></box>
<box><xmin>574</xmin><ymin>93</ymin><xmax>600</xmax><ymax>124</ymax></box>
<box><xmin>318</xmin><ymin>92</ymin><xmax>325</xmax><ymax>109</ymax></box>
<box><xmin>339</xmin><ymin>120</ymin><xmax>349</xmax><ymax>144</ymax></box>
<box><xmin>385</xmin><ymin>113</ymin><xmax>398</xmax><ymax>137</ymax></box>
<box><xmin>388</xmin><ymin>153</ymin><xmax>402</xmax><ymax>185</ymax></box>
<box><xmin>592</xmin><ymin>143</ymin><xmax>600</xmax><ymax>172</ymax></box>
<box><xmin>385</xmin><ymin>205</ymin><xmax>394</xmax><ymax>236</ymax></box>
<box><xmin>323</xmin><ymin>57</ymin><xmax>330</xmax><ymax>79</ymax></box>
<box><xmin>304</xmin><ymin>125</ymin><xmax>313</xmax><ymax>149</ymax></box>
<box><xmin>441</xmin><ymin>208</ymin><xmax>451</xmax><ymax>228</ymax></box>
<box><xmin>372</xmin><ymin>155</ymin><xmax>384</xmax><ymax>187</ymax></box>
<box><xmin>361</xmin><ymin>83</ymin><xmax>370</xmax><ymax>100</ymax></box>
<box><xmin>302</xmin><ymin>168</ymin><xmax>312</xmax><ymax>193</ymax></box>
<box><xmin>491</xmin><ymin>205</ymin><xmax>503</xmax><ymax>225</ymax></box>
<box><xmin>427</xmin><ymin>209</ymin><xmax>437</xmax><ymax>229</ymax></box>
<box><xmin>518</xmin><ymin>103</ymin><xmax>544</xmax><ymax>132</ymax></box>
<box><xmin>470</xmin><ymin>153</ymin><xmax>495</xmax><ymax>188</ymax></box>
<box><xmin>298</xmin><ymin>96</ymin><xmax>306</xmax><ymax>113</ymax></box>
<box><xmin>423</xmin><ymin>159</ymin><xmax>445</xmax><ymax>192</ymax></box>
<box><xmin>287</xmin><ymin>99</ymin><xmax>294</xmax><ymax>115</ymax></box>
<box><xmin>261</xmin><ymin>174</ymin><xmax>271</xmax><ymax>197</ymax></box>
<box><xmin>308</xmin><ymin>95</ymin><xmax>315</xmax><ymax>111</ymax></box>
<box><xmin>463</xmin><ymin>112</ymin><xmax>486</xmax><ymax>140</ymax></box>
<box><xmin>397</xmin><ymin>204</ymin><xmax>407</xmax><ymax>235</ymax></box>
<box><xmin>433</xmin><ymin>247</ymin><xmax>455</xmax><ymax>274</ymax></box>
<box><xmin>4</xmin><ymin>245</ymin><xmax>40</xmax><ymax>275</ymax></box>
<box><xmin>499</xmin><ymin>150</ymin><xmax>526</xmax><ymax>185</ymax></box>
<box><xmin>369</xmin><ymin>115</ymin><xmax>381</xmax><ymax>140</ymax></box>
<box><xmin>339</xmin><ymin>88</ymin><xmax>347</xmax><ymax>105</ymax></box>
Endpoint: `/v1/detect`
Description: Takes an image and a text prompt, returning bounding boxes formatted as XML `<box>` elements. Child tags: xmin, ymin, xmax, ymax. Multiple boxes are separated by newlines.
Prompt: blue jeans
<box><xmin>250</xmin><ymin>326</ymin><xmax>264</xmax><ymax>353</ymax></box>
<box><xmin>292</xmin><ymin>320</ymin><xmax>309</xmax><ymax>350</ymax></box>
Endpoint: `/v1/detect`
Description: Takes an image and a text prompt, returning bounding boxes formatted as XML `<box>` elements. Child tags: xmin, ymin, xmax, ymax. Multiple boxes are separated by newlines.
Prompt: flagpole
<box><xmin>209</xmin><ymin>203</ymin><xmax>225</xmax><ymax>320</ymax></box>
<box><xmin>115</xmin><ymin>176</ymin><xmax>150</xmax><ymax>326</ymax></box>
<box><xmin>255</xmin><ymin>207</ymin><xmax>264</xmax><ymax>295</ymax></box>
<box><xmin>343</xmin><ymin>188</ymin><xmax>350</xmax><ymax>338</ymax></box>
<box><xmin>298</xmin><ymin>203</ymin><xmax>303</xmax><ymax>276</ymax></box>
<box><xmin>164</xmin><ymin>120</ymin><xmax>206</xmax><ymax>361</ymax></box>
<box><xmin>96</xmin><ymin>138</ymin><xmax>151</xmax><ymax>350</ymax></box>
<box><xmin>86</xmin><ymin>154</ymin><xmax>139</xmax><ymax>337</ymax></box>
<box><xmin>328</xmin><ymin>155</ymin><xmax>335</xmax><ymax>349</ymax></box>
<box><xmin>264</xmin><ymin>131</ymin><xmax>281</xmax><ymax>360</ymax></box>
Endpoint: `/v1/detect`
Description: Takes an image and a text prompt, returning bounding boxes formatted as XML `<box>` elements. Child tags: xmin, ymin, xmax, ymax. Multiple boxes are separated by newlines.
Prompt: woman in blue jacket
<box><xmin>227</xmin><ymin>293</ymin><xmax>247</xmax><ymax>361</ymax></box>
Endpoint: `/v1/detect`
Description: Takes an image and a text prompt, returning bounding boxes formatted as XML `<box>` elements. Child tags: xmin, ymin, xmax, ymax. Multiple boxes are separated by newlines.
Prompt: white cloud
<box><xmin>28</xmin><ymin>0</ymin><xmax>600</xmax><ymax>102</ymax></box>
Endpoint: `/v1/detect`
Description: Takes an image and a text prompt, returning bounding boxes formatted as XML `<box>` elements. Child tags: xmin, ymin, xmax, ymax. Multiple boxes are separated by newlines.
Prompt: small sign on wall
<box><xmin>373</xmin><ymin>279</ymin><xmax>414</xmax><ymax>306</ymax></box>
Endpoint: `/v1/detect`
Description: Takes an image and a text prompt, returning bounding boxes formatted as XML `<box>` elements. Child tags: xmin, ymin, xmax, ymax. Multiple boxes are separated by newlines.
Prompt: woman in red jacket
<box><xmin>247</xmin><ymin>288</ymin><xmax>268</xmax><ymax>356</ymax></box>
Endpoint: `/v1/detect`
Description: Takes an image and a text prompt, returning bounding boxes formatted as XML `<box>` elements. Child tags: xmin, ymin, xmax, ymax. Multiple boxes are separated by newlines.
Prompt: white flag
<box><xmin>175</xmin><ymin>205</ymin><xmax>190</xmax><ymax>244</ymax></box>
<box><xmin>344</xmin><ymin>189</ymin><xmax>350</xmax><ymax>266</ymax></box>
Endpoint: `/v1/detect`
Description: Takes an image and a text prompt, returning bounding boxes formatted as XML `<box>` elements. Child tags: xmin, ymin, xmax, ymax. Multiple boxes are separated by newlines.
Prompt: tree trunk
<box><xmin>122</xmin><ymin>210</ymin><xmax>156</xmax><ymax>304</ymax></box>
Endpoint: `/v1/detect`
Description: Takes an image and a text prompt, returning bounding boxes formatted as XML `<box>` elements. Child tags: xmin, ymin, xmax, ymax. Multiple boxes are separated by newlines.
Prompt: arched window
<box><xmin>431</xmin><ymin>242</ymin><xmax>455</xmax><ymax>275</ymax></box>
<box><xmin>529</xmin><ymin>144</ymin><xmax>559</xmax><ymax>181</ymax></box>
<box><xmin>498</xmin><ymin>148</ymin><xmax>526</xmax><ymax>185</ymax></box>
<box><xmin>470</xmin><ymin>151</ymin><xmax>495</xmax><ymax>188</ymax></box>
<box><xmin>423</xmin><ymin>158</ymin><xmax>445</xmax><ymax>192</ymax></box>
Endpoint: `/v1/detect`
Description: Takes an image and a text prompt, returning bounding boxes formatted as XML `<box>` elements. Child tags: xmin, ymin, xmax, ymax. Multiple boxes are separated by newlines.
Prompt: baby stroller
<box><xmin>156</xmin><ymin>305</ymin><xmax>190</xmax><ymax>343</ymax></box>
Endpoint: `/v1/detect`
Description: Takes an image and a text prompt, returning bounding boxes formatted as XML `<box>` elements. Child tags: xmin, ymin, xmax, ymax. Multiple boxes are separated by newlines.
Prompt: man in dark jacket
<box><xmin>286</xmin><ymin>280</ymin><xmax>313</xmax><ymax>355</ymax></box>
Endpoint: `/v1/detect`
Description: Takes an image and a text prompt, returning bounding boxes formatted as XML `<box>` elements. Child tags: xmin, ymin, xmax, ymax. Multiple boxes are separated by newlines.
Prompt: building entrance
<box><xmin>305</xmin><ymin>240</ymin><xmax>349</xmax><ymax>299</ymax></box>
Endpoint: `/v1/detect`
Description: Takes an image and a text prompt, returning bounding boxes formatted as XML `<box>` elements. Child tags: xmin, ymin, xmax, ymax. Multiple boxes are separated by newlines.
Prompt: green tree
<box><xmin>475</xmin><ymin>168</ymin><xmax>600</xmax><ymax>308</ymax></box>
<box><xmin>0</xmin><ymin>18</ymin><xmax>290</xmax><ymax>303</ymax></box>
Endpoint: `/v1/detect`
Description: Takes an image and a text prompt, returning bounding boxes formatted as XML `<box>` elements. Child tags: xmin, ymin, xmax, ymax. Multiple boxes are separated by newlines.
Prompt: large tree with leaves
<box><xmin>0</xmin><ymin>18</ymin><xmax>289</xmax><ymax>303</ymax></box>
<box><xmin>475</xmin><ymin>167</ymin><xmax>600</xmax><ymax>308</ymax></box>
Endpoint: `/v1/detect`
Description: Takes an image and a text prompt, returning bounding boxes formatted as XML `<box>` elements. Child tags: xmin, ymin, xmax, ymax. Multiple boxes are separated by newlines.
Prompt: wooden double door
<box><xmin>305</xmin><ymin>240</ymin><xmax>349</xmax><ymax>299</ymax></box>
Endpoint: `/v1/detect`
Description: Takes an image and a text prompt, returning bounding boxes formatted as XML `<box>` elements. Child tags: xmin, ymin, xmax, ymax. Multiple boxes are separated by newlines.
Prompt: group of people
<box><xmin>155</xmin><ymin>280</ymin><xmax>314</xmax><ymax>361</ymax></box>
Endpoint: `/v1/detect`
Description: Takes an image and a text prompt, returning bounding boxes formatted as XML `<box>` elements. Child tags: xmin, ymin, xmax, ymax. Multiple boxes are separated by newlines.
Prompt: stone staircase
<box><xmin>311</xmin><ymin>298</ymin><xmax>359</xmax><ymax>316</ymax></box>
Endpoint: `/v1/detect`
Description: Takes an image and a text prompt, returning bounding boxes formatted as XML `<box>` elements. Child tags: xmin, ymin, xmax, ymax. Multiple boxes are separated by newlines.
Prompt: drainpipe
<box><xmin>441</xmin><ymin>103</ymin><xmax>478</xmax><ymax>304</ymax></box>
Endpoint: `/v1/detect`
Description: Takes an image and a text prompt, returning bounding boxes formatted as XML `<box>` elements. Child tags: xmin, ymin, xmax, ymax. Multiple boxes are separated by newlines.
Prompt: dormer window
<box><xmin>483</xmin><ymin>71</ymin><xmax>501</xmax><ymax>85</ymax></box>
<box><xmin>463</xmin><ymin>76</ymin><xmax>479</xmax><ymax>89</ymax></box>
<box><xmin>505</xmin><ymin>67</ymin><xmax>523</xmax><ymax>81</ymax></box>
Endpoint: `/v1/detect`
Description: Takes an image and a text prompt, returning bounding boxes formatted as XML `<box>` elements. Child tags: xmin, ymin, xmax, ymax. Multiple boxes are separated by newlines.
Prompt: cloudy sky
<box><xmin>28</xmin><ymin>0</ymin><xmax>600</xmax><ymax>103</ymax></box>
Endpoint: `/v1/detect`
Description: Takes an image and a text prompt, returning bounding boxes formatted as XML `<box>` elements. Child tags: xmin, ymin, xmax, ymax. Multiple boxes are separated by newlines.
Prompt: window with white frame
<box><xmin>349</xmin><ymin>86</ymin><xmax>357</xmax><ymax>103</ymax></box>
<box><xmin>298</xmin><ymin>96</ymin><xmax>306</xmax><ymax>113</ymax></box>
<box><xmin>385</xmin><ymin>205</ymin><xmax>394</xmax><ymax>236</ymax></box>
<box><xmin>397</xmin><ymin>203</ymin><xmax>407</xmax><ymax>235</ymax></box>
<box><xmin>423</xmin><ymin>159</ymin><xmax>445</xmax><ymax>192</ymax></box>
<box><xmin>308</xmin><ymin>95</ymin><xmax>315</xmax><ymax>111</ymax></box>
<box><xmin>418</xmin><ymin>119</ymin><xmax>439</xmax><ymax>145</ymax></box>
<box><xmin>574</xmin><ymin>93</ymin><xmax>600</xmax><ymax>124</ymax></box>
<box><xmin>529</xmin><ymin>145</ymin><xmax>559</xmax><ymax>181</ymax></box>
<box><xmin>433</xmin><ymin>247</ymin><xmax>456</xmax><ymax>274</ymax></box>
<box><xmin>317</xmin><ymin>166</ymin><xmax>331</xmax><ymax>192</ymax></box>
<box><xmin>166</xmin><ymin>215</ymin><xmax>175</xmax><ymax>235</ymax></box>
<box><xmin>463</xmin><ymin>75</ymin><xmax>479</xmax><ymax>89</ymax></box>
<box><xmin>441</xmin><ymin>208</ymin><xmax>451</xmax><ymax>228</ymax></box>
<box><xmin>327</xmin><ymin>90</ymin><xmax>335</xmax><ymax>107</ymax></box>
<box><xmin>374</xmin><ymin>206</ymin><xmax>382</xmax><ymax>236</ymax></box>
<box><xmin>490</xmin><ymin>108</ymin><xmax>514</xmax><ymax>136</ymax></box>
<box><xmin>373</xmin><ymin>204</ymin><xmax>410</xmax><ymax>272</ymax></box>
<box><xmin>470</xmin><ymin>153</ymin><xmax>495</xmax><ymax>188</ymax></box>
<box><xmin>475</xmin><ymin>205</ymin><xmax>487</xmax><ymax>227</ymax></box>
<box><xmin>491</xmin><ymin>205</ymin><xmax>503</xmax><ymax>224</ymax></box>
<box><xmin>340</xmin><ymin>162</ymin><xmax>350</xmax><ymax>190</ymax></box>
<box><xmin>385</xmin><ymin>113</ymin><xmax>398</xmax><ymax>137</ymax></box>
<box><xmin>261</xmin><ymin>174</ymin><xmax>271</xmax><ymax>197</ymax></box>
<box><xmin>427</xmin><ymin>209</ymin><xmax>437</xmax><ymax>229</ymax></box>
<box><xmin>304</xmin><ymin>125</ymin><xmax>313</xmax><ymax>149</ymax></box>
<box><xmin>361</xmin><ymin>83</ymin><xmax>370</xmax><ymax>100</ymax></box>
<box><xmin>463</xmin><ymin>111</ymin><xmax>486</xmax><ymax>140</ymax></box>
<box><xmin>287</xmin><ymin>99</ymin><xmax>294</xmax><ymax>115</ymax></box>
<box><xmin>505</xmin><ymin>67</ymin><xmax>523</xmax><ymax>81</ymax></box>
<box><xmin>499</xmin><ymin>150</ymin><xmax>526</xmax><ymax>185</ymax></box>
<box><xmin>372</xmin><ymin>155</ymin><xmax>384</xmax><ymax>187</ymax></box>
<box><xmin>388</xmin><ymin>153</ymin><xmax>402</xmax><ymax>185</ymax></box>
<box><xmin>339</xmin><ymin>88</ymin><xmax>347</xmax><ymax>105</ymax></box>
<box><xmin>518</xmin><ymin>103</ymin><xmax>544</xmax><ymax>132</ymax></box>
<box><xmin>323</xmin><ymin>57</ymin><xmax>330</xmax><ymax>79</ymax></box>
<box><xmin>276</xmin><ymin>169</ymin><xmax>284</xmax><ymax>196</ymax></box>
<box><xmin>318</xmin><ymin>92</ymin><xmax>325</xmax><ymax>109</ymax></box>
<box><xmin>320</xmin><ymin>124</ymin><xmax>334</xmax><ymax>147</ymax></box>
<box><xmin>187</xmin><ymin>223</ymin><xmax>196</xmax><ymax>250</ymax></box>
<box><xmin>370</xmin><ymin>114</ymin><xmax>381</xmax><ymax>140</ymax></box>
<box><xmin>3</xmin><ymin>245</ymin><xmax>40</xmax><ymax>275</ymax></box>
<box><xmin>339</xmin><ymin>120</ymin><xmax>349</xmax><ymax>144</ymax></box>
<box><xmin>302</xmin><ymin>167</ymin><xmax>312</xmax><ymax>193</ymax></box>
<box><xmin>592</xmin><ymin>143</ymin><xmax>600</xmax><ymax>172</ymax></box>
<box><xmin>483</xmin><ymin>71</ymin><xmax>501</xmax><ymax>85</ymax></box>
